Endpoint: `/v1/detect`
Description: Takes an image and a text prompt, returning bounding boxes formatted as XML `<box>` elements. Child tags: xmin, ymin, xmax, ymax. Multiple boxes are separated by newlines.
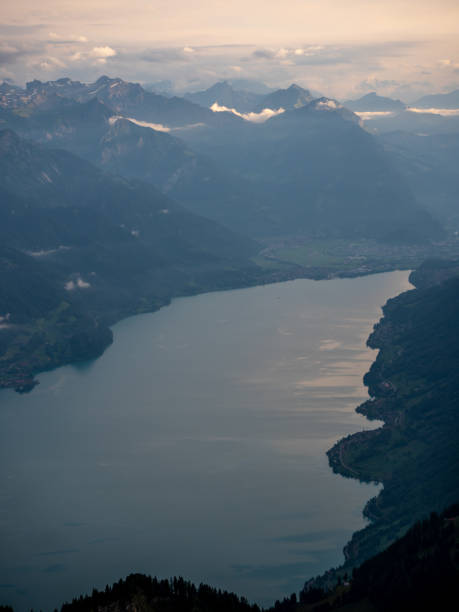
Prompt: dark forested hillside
<box><xmin>277</xmin><ymin>505</ymin><xmax>459</xmax><ymax>612</ymax></box>
<box><xmin>325</xmin><ymin>260</ymin><xmax>459</xmax><ymax>572</ymax></box>
<box><xmin>61</xmin><ymin>575</ymin><xmax>261</xmax><ymax>612</ymax></box>
<box><xmin>0</xmin><ymin>130</ymin><xmax>262</xmax><ymax>391</ymax></box>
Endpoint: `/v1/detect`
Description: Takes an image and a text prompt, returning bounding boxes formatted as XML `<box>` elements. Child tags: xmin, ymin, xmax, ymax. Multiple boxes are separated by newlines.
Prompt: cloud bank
<box><xmin>0</xmin><ymin>0</ymin><xmax>458</xmax><ymax>100</ymax></box>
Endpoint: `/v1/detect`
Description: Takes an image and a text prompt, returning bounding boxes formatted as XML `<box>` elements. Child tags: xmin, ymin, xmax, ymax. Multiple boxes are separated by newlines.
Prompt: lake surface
<box><xmin>0</xmin><ymin>271</ymin><xmax>411</xmax><ymax>610</ymax></box>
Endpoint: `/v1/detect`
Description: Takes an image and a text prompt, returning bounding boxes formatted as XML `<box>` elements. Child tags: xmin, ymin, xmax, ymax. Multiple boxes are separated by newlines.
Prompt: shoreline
<box><xmin>313</xmin><ymin>263</ymin><xmax>459</xmax><ymax>583</ymax></box>
<box><xmin>0</xmin><ymin>260</ymin><xmax>410</xmax><ymax>395</ymax></box>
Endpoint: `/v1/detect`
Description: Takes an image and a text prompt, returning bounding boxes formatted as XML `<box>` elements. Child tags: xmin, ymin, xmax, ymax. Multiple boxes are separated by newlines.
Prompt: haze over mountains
<box><xmin>184</xmin><ymin>81</ymin><xmax>265</xmax><ymax>113</ymax></box>
<box><xmin>343</xmin><ymin>92</ymin><xmax>406</xmax><ymax>112</ymax></box>
<box><xmin>342</xmin><ymin>88</ymin><xmax>459</xmax><ymax>135</ymax></box>
<box><xmin>412</xmin><ymin>88</ymin><xmax>459</xmax><ymax>109</ymax></box>
<box><xmin>0</xmin><ymin>76</ymin><xmax>444</xmax><ymax>241</ymax></box>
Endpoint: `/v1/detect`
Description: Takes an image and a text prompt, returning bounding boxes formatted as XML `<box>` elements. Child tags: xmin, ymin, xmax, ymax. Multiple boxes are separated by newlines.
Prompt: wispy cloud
<box><xmin>141</xmin><ymin>48</ymin><xmax>193</xmax><ymax>63</ymax></box>
<box><xmin>48</xmin><ymin>32</ymin><xmax>88</xmax><ymax>44</ymax></box>
<box><xmin>250</xmin><ymin>45</ymin><xmax>341</xmax><ymax>66</ymax></box>
<box><xmin>109</xmin><ymin>115</ymin><xmax>171</xmax><ymax>132</ymax></box>
<box><xmin>407</xmin><ymin>107</ymin><xmax>459</xmax><ymax>116</ymax></box>
<box><xmin>38</xmin><ymin>56</ymin><xmax>67</xmax><ymax>71</ymax></box>
<box><xmin>319</xmin><ymin>339</ymin><xmax>342</xmax><ymax>351</ymax></box>
<box><xmin>355</xmin><ymin>111</ymin><xmax>396</xmax><ymax>120</ymax></box>
<box><xmin>210</xmin><ymin>102</ymin><xmax>285</xmax><ymax>122</ymax></box>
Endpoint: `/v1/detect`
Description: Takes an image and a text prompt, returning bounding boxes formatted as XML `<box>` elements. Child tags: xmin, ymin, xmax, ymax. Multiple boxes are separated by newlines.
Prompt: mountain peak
<box><xmin>184</xmin><ymin>81</ymin><xmax>263</xmax><ymax>113</ymax></box>
<box><xmin>252</xmin><ymin>84</ymin><xmax>314</xmax><ymax>112</ymax></box>
<box><xmin>287</xmin><ymin>83</ymin><xmax>305</xmax><ymax>91</ymax></box>
<box><xmin>95</xmin><ymin>75</ymin><xmax>114</xmax><ymax>86</ymax></box>
<box><xmin>344</xmin><ymin>92</ymin><xmax>405</xmax><ymax>111</ymax></box>
<box><xmin>207</xmin><ymin>81</ymin><xmax>233</xmax><ymax>93</ymax></box>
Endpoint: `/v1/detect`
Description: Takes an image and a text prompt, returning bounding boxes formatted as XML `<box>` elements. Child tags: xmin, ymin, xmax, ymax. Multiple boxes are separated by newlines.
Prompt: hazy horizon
<box><xmin>2</xmin><ymin>0</ymin><xmax>459</xmax><ymax>101</ymax></box>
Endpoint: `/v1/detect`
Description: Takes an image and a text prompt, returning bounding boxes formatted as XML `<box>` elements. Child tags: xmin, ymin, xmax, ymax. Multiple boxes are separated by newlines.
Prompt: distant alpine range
<box><xmin>0</xmin><ymin>76</ymin><xmax>443</xmax><ymax>241</ymax></box>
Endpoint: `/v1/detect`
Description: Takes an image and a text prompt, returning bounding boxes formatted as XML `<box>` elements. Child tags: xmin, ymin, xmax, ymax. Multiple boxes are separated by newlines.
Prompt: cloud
<box><xmin>90</xmin><ymin>46</ymin><xmax>116</xmax><ymax>58</ymax></box>
<box><xmin>437</xmin><ymin>58</ymin><xmax>459</xmax><ymax>72</ymax></box>
<box><xmin>355</xmin><ymin>111</ymin><xmax>396</xmax><ymax>120</ymax></box>
<box><xmin>359</xmin><ymin>77</ymin><xmax>401</xmax><ymax>91</ymax></box>
<box><xmin>276</xmin><ymin>48</ymin><xmax>290</xmax><ymax>59</ymax></box>
<box><xmin>124</xmin><ymin>117</ymin><xmax>170</xmax><ymax>132</ymax></box>
<box><xmin>109</xmin><ymin>115</ymin><xmax>171</xmax><ymax>132</ymax></box>
<box><xmin>0</xmin><ymin>41</ymin><xmax>30</xmax><ymax>65</ymax></box>
<box><xmin>0</xmin><ymin>24</ymin><xmax>45</xmax><ymax>36</ymax></box>
<box><xmin>141</xmin><ymin>48</ymin><xmax>192</xmax><ymax>63</ymax></box>
<box><xmin>0</xmin><ymin>32</ymin><xmax>456</xmax><ymax>104</ymax></box>
<box><xmin>39</xmin><ymin>56</ymin><xmax>67</xmax><ymax>71</ymax></box>
<box><xmin>0</xmin><ymin>68</ymin><xmax>14</xmax><ymax>80</ymax></box>
<box><xmin>210</xmin><ymin>102</ymin><xmax>285</xmax><ymax>122</ymax></box>
<box><xmin>65</xmin><ymin>277</ymin><xmax>91</xmax><ymax>291</ymax></box>
<box><xmin>89</xmin><ymin>46</ymin><xmax>117</xmax><ymax>65</ymax></box>
<box><xmin>319</xmin><ymin>339</ymin><xmax>342</xmax><ymax>351</ymax></box>
<box><xmin>316</xmin><ymin>99</ymin><xmax>339</xmax><ymax>110</ymax></box>
<box><xmin>249</xmin><ymin>45</ymin><xmax>351</xmax><ymax>69</ymax></box>
<box><xmin>407</xmin><ymin>107</ymin><xmax>459</xmax><ymax>116</ymax></box>
<box><xmin>252</xmin><ymin>49</ymin><xmax>275</xmax><ymax>60</ymax></box>
<box><xmin>48</xmin><ymin>32</ymin><xmax>88</xmax><ymax>43</ymax></box>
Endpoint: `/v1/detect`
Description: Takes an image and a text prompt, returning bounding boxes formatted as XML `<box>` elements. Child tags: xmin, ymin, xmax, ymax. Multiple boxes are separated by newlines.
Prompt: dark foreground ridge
<box><xmin>3</xmin><ymin>505</ymin><xmax>455</xmax><ymax>612</ymax></box>
<box><xmin>279</xmin><ymin>504</ymin><xmax>459</xmax><ymax>612</ymax></box>
<box><xmin>61</xmin><ymin>575</ymin><xmax>261</xmax><ymax>612</ymax></box>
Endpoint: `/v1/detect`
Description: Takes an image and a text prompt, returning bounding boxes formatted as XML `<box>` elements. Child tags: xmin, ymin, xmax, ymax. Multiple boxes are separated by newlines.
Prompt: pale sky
<box><xmin>2</xmin><ymin>0</ymin><xmax>459</xmax><ymax>99</ymax></box>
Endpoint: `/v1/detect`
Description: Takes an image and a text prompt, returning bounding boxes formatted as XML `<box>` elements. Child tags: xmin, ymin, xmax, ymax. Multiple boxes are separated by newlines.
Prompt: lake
<box><xmin>0</xmin><ymin>271</ymin><xmax>411</xmax><ymax>610</ymax></box>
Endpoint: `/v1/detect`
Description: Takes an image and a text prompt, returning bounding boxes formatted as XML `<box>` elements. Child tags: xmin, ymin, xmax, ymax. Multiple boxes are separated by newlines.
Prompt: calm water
<box><xmin>0</xmin><ymin>271</ymin><xmax>411</xmax><ymax>610</ymax></box>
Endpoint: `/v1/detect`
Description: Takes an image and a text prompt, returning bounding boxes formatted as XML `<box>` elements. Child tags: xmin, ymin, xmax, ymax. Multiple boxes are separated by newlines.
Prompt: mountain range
<box><xmin>180</xmin><ymin>96</ymin><xmax>441</xmax><ymax>241</ymax></box>
<box><xmin>184</xmin><ymin>80</ymin><xmax>264</xmax><ymax>112</ymax></box>
<box><xmin>1</xmin><ymin>76</ymin><xmax>441</xmax><ymax>243</ymax></box>
<box><xmin>412</xmin><ymin>88</ymin><xmax>459</xmax><ymax>109</ymax></box>
<box><xmin>252</xmin><ymin>83</ymin><xmax>315</xmax><ymax>112</ymax></box>
<box><xmin>343</xmin><ymin>91</ymin><xmax>406</xmax><ymax>112</ymax></box>
<box><xmin>184</xmin><ymin>82</ymin><xmax>314</xmax><ymax>114</ymax></box>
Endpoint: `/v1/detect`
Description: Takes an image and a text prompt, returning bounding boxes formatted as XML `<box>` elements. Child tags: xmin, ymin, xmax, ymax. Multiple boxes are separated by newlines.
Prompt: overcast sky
<box><xmin>2</xmin><ymin>0</ymin><xmax>459</xmax><ymax>100</ymax></box>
